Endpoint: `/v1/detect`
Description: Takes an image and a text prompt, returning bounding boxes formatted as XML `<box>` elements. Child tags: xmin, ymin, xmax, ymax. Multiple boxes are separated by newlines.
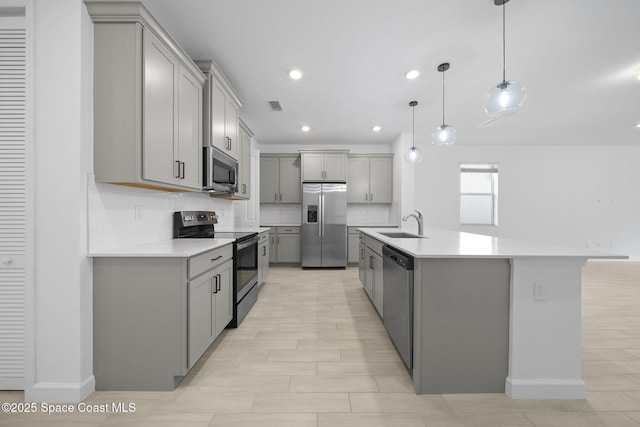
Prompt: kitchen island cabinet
<box><xmin>92</xmin><ymin>241</ymin><xmax>233</xmax><ymax>391</ymax></box>
<box><xmin>358</xmin><ymin>228</ymin><xmax>625</xmax><ymax>399</ymax></box>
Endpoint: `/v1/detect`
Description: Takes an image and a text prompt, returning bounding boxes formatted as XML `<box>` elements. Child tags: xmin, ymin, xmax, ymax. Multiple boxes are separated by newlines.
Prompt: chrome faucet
<box><xmin>402</xmin><ymin>210</ymin><xmax>424</xmax><ymax>235</ymax></box>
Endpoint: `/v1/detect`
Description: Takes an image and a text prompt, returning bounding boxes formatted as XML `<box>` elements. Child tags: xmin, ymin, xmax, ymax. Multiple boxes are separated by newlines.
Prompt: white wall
<box><xmin>88</xmin><ymin>180</ymin><xmax>235</xmax><ymax>252</ymax></box>
<box><xmin>26</xmin><ymin>0</ymin><xmax>93</xmax><ymax>402</ymax></box>
<box><xmin>394</xmin><ymin>143</ymin><xmax>640</xmax><ymax>259</ymax></box>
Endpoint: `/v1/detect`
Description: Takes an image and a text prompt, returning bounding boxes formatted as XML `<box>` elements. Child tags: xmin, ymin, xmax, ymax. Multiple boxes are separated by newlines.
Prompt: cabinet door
<box><xmin>237</xmin><ymin>126</ymin><xmax>251</xmax><ymax>198</ymax></box>
<box><xmin>258</xmin><ymin>241</ymin><xmax>269</xmax><ymax>284</ymax></box>
<box><xmin>143</xmin><ymin>29</ymin><xmax>178</xmax><ymax>185</ymax></box>
<box><xmin>363</xmin><ymin>248</ymin><xmax>374</xmax><ymax>299</ymax></box>
<box><xmin>301</xmin><ymin>153</ymin><xmax>324</xmax><ymax>181</ymax></box>
<box><xmin>226</xmin><ymin>99</ymin><xmax>240</xmax><ymax>160</ymax></box>
<box><xmin>347</xmin><ymin>157</ymin><xmax>369</xmax><ymax>203</ymax></box>
<box><xmin>369</xmin><ymin>156</ymin><xmax>393</xmax><ymax>203</ymax></box>
<box><xmin>213</xmin><ymin>259</ymin><xmax>233</xmax><ymax>338</ymax></box>
<box><xmin>268</xmin><ymin>233</ymin><xmax>277</xmax><ymax>263</ymax></box>
<box><xmin>323</xmin><ymin>154</ymin><xmax>347</xmax><ymax>181</ymax></box>
<box><xmin>347</xmin><ymin>233</ymin><xmax>360</xmax><ymax>263</ymax></box>
<box><xmin>277</xmin><ymin>233</ymin><xmax>300</xmax><ymax>263</ymax></box>
<box><xmin>177</xmin><ymin>65</ymin><xmax>203</xmax><ymax>190</ymax></box>
<box><xmin>358</xmin><ymin>238</ymin><xmax>365</xmax><ymax>285</ymax></box>
<box><xmin>278</xmin><ymin>157</ymin><xmax>301</xmax><ymax>203</ymax></box>
<box><xmin>372</xmin><ymin>252</ymin><xmax>384</xmax><ymax>317</ymax></box>
<box><xmin>211</xmin><ymin>83</ymin><xmax>228</xmax><ymax>153</ymax></box>
<box><xmin>260</xmin><ymin>157</ymin><xmax>279</xmax><ymax>203</ymax></box>
<box><xmin>188</xmin><ymin>272</ymin><xmax>214</xmax><ymax>369</ymax></box>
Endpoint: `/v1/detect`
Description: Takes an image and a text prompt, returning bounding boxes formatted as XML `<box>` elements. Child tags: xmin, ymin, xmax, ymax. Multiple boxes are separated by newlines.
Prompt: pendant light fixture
<box><xmin>432</xmin><ymin>63</ymin><xmax>456</xmax><ymax>146</ymax></box>
<box><xmin>484</xmin><ymin>0</ymin><xmax>527</xmax><ymax>118</ymax></box>
<box><xmin>404</xmin><ymin>101</ymin><xmax>423</xmax><ymax>163</ymax></box>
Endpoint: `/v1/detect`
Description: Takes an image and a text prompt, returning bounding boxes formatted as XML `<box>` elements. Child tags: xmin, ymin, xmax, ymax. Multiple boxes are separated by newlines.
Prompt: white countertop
<box><xmin>359</xmin><ymin>228</ymin><xmax>627</xmax><ymax>260</ymax></box>
<box><xmin>88</xmin><ymin>238</ymin><xmax>235</xmax><ymax>258</ymax></box>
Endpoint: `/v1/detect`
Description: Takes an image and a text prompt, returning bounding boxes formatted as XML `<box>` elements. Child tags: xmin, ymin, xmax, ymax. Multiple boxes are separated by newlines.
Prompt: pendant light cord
<box><xmin>412</xmin><ymin>104</ymin><xmax>416</xmax><ymax>149</ymax></box>
<box><xmin>442</xmin><ymin>70</ymin><xmax>446</xmax><ymax>126</ymax></box>
<box><xmin>502</xmin><ymin>1</ymin><xmax>506</xmax><ymax>83</ymax></box>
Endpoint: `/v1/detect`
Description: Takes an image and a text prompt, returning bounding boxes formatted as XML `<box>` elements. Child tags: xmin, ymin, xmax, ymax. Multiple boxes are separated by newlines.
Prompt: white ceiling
<box><xmin>142</xmin><ymin>0</ymin><xmax>640</xmax><ymax>146</ymax></box>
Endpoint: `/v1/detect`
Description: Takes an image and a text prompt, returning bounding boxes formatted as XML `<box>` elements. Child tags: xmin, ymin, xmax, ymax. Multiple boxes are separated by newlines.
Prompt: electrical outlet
<box><xmin>533</xmin><ymin>282</ymin><xmax>545</xmax><ymax>301</ymax></box>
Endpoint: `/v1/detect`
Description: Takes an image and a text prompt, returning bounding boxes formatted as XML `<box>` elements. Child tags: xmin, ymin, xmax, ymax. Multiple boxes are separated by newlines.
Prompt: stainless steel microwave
<box><xmin>203</xmin><ymin>146</ymin><xmax>237</xmax><ymax>194</ymax></box>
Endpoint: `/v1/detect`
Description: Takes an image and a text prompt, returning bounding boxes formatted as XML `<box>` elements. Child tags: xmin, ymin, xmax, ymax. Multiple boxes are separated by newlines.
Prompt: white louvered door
<box><xmin>0</xmin><ymin>13</ymin><xmax>26</xmax><ymax>389</ymax></box>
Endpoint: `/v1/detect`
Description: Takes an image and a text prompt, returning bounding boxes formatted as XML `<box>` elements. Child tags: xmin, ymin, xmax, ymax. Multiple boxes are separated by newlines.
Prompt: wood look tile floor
<box><xmin>3</xmin><ymin>262</ymin><xmax>640</xmax><ymax>426</ymax></box>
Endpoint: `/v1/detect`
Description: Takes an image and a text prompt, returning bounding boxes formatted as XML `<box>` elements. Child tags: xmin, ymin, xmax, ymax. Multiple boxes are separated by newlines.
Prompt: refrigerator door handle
<box><xmin>321</xmin><ymin>194</ymin><xmax>326</xmax><ymax>237</ymax></box>
<box><xmin>318</xmin><ymin>194</ymin><xmax>322</xmax><ymax>237</ymax></box>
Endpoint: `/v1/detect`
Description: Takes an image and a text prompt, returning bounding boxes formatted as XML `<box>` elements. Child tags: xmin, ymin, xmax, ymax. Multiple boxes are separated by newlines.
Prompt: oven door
<box><xmin>236</xmin><ymin>236</ymin><xmax>258</xmax><ymax>301</ymax></box>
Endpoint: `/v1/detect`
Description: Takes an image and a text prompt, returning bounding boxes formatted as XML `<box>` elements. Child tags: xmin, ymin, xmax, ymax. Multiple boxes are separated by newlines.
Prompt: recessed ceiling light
<box><xmin>289</xmin><ymin>69</ymin><xmax>303</xmax><ymax>80</ymax></box>
<box><xmin>405</xmin><ymin>70</ymin><xmax>420</xmax><ymax>80</ymax></box>
<box><xmin>372</xmin><ymin>126</ymin><xmax>381</xmax><ymax>132</ymax></box>
<box><xmin>301</xmin><ymin>125</ymin><xmax>310</xmax><ymax>132</ymax></box>
<box><xmin>636</xmin><ymin>123</ymin><xmax>640</xmax><ymax>128</ymax></box>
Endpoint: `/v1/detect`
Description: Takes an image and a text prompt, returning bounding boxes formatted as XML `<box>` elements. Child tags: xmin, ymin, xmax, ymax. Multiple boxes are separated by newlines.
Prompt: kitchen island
<box><xmin>358</xmin><ymin>228</ymin><xmax>626</xmax><ymax>399</ymax></box>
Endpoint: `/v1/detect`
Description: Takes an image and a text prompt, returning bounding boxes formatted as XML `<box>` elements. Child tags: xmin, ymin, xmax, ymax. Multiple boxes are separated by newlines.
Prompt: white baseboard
<box><xmin>506</xmin><ymin>377</ymin><xmax>586</xmax><ymax>399</ymax></box>
<box><xmin>24</xmin><ymin>375</ymin><xmax>95</xmax><ymax>403</ymax></box>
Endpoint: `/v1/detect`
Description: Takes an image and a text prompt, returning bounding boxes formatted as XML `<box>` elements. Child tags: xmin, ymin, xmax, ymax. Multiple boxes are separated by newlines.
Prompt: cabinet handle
<box><xmin>370</xmin><ymin>193</ymin><xmax>373</xmax><ymax>201</ymax></box>
<box><xmin>212</xmin><ymin>275</ymin><xmax>218</xmax><ymax>294</ymax></box>
<box><xmin>211</xmin><ymin>255</ymin><xmax>223</xmax><ymax>262</ymax></box>
<box><xmin>279</xmin><ymin>193</ymin><xmax>282</xmax><ymax>201</ymax></box>
<box><xmin>277</xmin><ymin>236</ymin><xmax>280</xmax><ymax>245</ymax></box>
<box><xmin>369</xmin><ymin>256</ymin><xmax>374</xmax><ymax>269</ymax></box>
<box><xmin>262</xmin><ymin>246</ymin><xmax>266</xmax><ymax>256</ymax></box>
<box><xmin>181</xmin><ymin>162</ymin><xmax>185</xmax><ymax>179</ymax></box>
<box><xmin>365</xmin><ymin>193</ymin><xmax>368</xmax><ymax>201</ymax></box>
<box><xmin>360</xmin><ymin>248</ymin><xmax>364</xmax><ymax>259</ymax></box>
<box><xmin>242</xmin><ymin>184</ymin><xmax>246</xmax><ymax>194</ymax></box>
<box><xmin>216</xmin><ymin>274</ymin><xmax>221</xmax><ymax>292</ymax></box>
<box><xmin>174</xmin><ymin>160</ymin><xmax>180</xmax><ymax>178</ymax></box>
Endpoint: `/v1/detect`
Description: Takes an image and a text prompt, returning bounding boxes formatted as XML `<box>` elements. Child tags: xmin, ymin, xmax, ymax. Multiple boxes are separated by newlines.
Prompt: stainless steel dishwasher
<box><xmin>382</xmin><ymin>245</ymin><xmax>414</xmax><ymax>368</ymax></box>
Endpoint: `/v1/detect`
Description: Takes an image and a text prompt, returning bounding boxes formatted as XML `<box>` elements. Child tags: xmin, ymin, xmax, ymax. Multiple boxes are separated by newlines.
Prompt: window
<box><xmin>460</xmin><ymin>164</ymin><xmax>498</xmax><ymax>225</ymax></box>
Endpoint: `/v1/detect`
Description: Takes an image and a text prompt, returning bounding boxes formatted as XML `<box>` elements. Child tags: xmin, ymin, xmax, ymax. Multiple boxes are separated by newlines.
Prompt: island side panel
<box><xmin>413</xmin><ymin>258</ymin><xmax>510</xmax><ymax>394</ymax></box>
<box><xmin>507</xmin><ymin>258</ymin><xmax>587</xmax><ymax>399</ymax></box>
<box><xmin>93</xmin><ymin>257</ymin><xmax>188</xmax><ymax>391</ymax></box>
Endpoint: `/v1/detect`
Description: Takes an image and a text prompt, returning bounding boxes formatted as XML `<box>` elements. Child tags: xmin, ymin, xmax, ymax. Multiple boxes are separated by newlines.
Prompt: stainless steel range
<box><xmin>173</xmin><ymin>211</ymin><xmax>258</xmax><ymax>327</ymax></box>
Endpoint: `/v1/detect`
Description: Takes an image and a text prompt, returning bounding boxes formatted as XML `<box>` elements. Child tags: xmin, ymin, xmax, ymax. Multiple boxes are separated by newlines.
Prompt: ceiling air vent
<box><xmin>267</xmin><ymin>101</ymin><xmax>283</xmax><ymax>112</ymax></box>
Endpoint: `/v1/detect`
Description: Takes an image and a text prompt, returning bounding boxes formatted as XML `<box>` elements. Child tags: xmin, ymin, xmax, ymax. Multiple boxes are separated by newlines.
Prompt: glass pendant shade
<box><xmin>404</xmin><ymin>146</ymin><xmax>423</xmax><ymax>163</ymax></box>
<box><xmin>484</xmin><ymin>80</ymin><xmax>527</xmax><ymax>118</ymax></box>
<box><xmin>431</xmin><ymin>124</ymin><xmax>456</xmax><ymax>146</ymax></box>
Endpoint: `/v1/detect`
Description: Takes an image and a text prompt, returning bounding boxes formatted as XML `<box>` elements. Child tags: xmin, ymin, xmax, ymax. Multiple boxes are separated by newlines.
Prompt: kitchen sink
<box><xmin>379</xmin><ymin>232</ymin><xmax>427</xmax><ymax>239</ymax></box>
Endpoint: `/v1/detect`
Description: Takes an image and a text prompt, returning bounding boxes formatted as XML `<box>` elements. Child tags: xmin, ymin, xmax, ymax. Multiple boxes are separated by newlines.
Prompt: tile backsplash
<box><xmin>88</xmin><ymin>174</ymin><xmax>234</xmax><ymax>252</ymax></box>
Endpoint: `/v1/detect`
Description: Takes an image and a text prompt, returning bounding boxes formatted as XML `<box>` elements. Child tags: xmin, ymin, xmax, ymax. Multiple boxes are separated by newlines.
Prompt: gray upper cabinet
<box><xmin>197</xmin><ymin>60</ymin><xmax>241</xmax><ymax>161</ymax></box>
<box><xmin>347</xmin><ymin>154</ymin><xmax>393</xmax><ymax>204</ymax></box>
<box><xmin>235</xmin><ymin>120</ymin><xmax>253</xmax><ymax>200</ymax></box>
<box><xmin>260</xmin><ymin>154</ymin><xmax>301</xmax><ymax>203</ymax></box>
<box><xmin>88</xmin><ymin>2</ymin><xmax>205</xmax><ymax>192</ymax></box>
<box><xmin>300</xmin><ymin>151</ymin><xmax>348</xmax><ymax>182</ymax></box>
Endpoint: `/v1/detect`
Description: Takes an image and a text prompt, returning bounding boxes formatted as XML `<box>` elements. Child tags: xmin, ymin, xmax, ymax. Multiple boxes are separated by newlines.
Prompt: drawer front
<box><xmin>258</xmin><ymin>231</ymin><xmax>270</xmax><ymax>244</ymax></box>
<box><xmin>277</xmin><ymin>226</ymin><xmax>300</xmax><ymax>234</ymax></box>
<box><xmin>188</xmin><ymin>244</ymin><xmax>233</xmax><ymax>280</ymax></box>
<box><xmin>365</xmin><ymin>235</ymin><xmax>384</xmax><ymax>256</ymax></box>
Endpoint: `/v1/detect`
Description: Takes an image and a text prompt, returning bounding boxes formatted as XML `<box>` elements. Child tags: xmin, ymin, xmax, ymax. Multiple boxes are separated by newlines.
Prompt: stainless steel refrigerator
<box><xmin>302</xmin><ymin>183</ymin><xmax>347</xmax><ymax>268</ymax></box>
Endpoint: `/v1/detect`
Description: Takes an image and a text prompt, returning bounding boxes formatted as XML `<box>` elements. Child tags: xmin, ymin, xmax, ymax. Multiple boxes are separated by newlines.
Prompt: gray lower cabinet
<box><xmin>266</xmin><ymin>226</ymin><xmax>301</xmax><ymax>264</ymax></box>
<box><xmin>93</xmin><ymin>244</ymin><xmax>233</xmax><ymax>391</ymax></box>
<box><xmin>257</xmin><ymin>230</ymin><xmax>270</xmax><ymax>284</ymax></box>
<box><xmin>360</xmin><ymin>234</ymin><xmax>384</xmax><ymax>317</ymax></box>
<box><xmin>188</xmin><ymin>257</ymin><xmax>232</xmax><ymax>368</ymax></box>
<box><xmin>347</xmin><ymin>227</ymin><xmax>360</xmax><ymax>263</ymax></box>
